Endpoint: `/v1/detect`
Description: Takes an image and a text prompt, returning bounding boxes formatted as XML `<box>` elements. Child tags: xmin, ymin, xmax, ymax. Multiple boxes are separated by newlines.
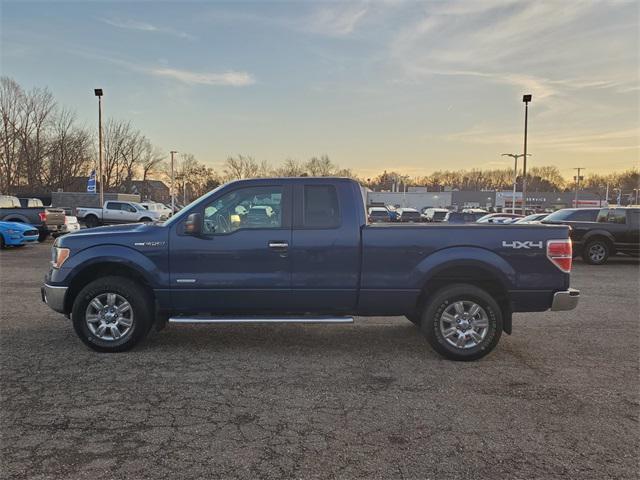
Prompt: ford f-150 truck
<box><xmin>76</xmin><ymin>201</ymin><xmax>162</xmax><ymax>228</ymax></box>
<box><xmin>42</xmin><ymin>177</ymin><xmax>579</xmax><ymax>360</ymax></box>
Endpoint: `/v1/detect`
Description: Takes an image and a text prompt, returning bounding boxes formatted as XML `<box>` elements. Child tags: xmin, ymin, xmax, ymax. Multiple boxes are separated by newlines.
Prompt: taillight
<box><xmin>38</xmin><ymin>212</ymin><xmax>47</xmax><ymax>222</ymax></box>
<box><xmin>547</xmin><ymin>239</ymin><xmax>572</xmax><ymax>273</ymax></box>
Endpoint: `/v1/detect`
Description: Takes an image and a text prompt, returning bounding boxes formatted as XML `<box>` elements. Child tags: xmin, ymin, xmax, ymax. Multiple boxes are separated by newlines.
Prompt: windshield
<box><xmin>476</xmin><ymin>214</ymin><xmax>493</xmax><ymax>223</ymax></box>
<box><xmin>544</xmin><ymin>210</ymin><xmax>575</xmax><ymax>222</ymax></box>
<box><xmin>164</xmin><ymin>183</ymin><xmax>226</xmax><ymax>227</ymax></box>
<box><xmin>517</xmin><ymin>214</ymin><xmax>546</xmax><ymax>223</ymax></box>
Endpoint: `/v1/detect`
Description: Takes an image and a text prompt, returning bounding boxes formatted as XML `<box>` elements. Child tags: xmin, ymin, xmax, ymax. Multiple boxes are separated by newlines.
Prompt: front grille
<box><xmin>25</xmin><ymin>230</ymin><xmax>39</xmax><ymax>236</ymax></box>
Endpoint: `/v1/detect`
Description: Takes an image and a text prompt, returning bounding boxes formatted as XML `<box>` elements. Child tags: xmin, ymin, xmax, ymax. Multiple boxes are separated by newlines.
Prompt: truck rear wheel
<box><xmin>72</xmin><ymin>276</ymin><xmax>153</xmax><ymax>352</ymax></box>
<box><xmin>85</xmin><ymin>215</ymin><xmax>99</xmax><ymax>228</ymax></box>
<box><xmin>582</xmin><ymin>239</ymin><xmax>610</xmax><ymax>265</ymax></box>
<box><xmin>421</xmin><ymin>284</ymin><xmax>502</xmax><ymax>361</ymax></box>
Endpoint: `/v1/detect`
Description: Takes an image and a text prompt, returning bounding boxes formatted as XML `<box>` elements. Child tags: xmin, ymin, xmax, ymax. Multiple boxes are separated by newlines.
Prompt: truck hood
<box><xmin>55</xmin><ymin>222</ymin><xmax>168</xmax><ymax>250</ymax></box>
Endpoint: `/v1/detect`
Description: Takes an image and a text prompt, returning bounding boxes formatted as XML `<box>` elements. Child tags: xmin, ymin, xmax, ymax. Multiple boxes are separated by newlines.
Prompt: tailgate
<box><xmin>44</xmin><ymin>208</ymin><xmax>66</xmax><ymax>228</ymax></box>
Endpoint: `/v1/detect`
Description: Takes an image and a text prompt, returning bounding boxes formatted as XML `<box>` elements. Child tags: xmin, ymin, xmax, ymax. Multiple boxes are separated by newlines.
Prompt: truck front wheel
<box><xmin>72</xmin><ymin>276</ymin><xmax>153</xmax><ymax>352</ymax></box>
<box><xmin>421</xmin><ymin>284</ymin><xmax>502</xmax><ymax>361</ymax></box>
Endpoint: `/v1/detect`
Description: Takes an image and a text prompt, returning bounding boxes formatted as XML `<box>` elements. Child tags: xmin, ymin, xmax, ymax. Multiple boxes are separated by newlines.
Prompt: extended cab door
<box><xmin>169</xmin><ymin>183</ymin><xmax>292</xmax><ymax>313</ymax></box>
<box><xmin>288</xmin><ymin>181</ymin><xmax>361</xmax><ymax>313</ymax></box>
<box><xmin>103</xmin><ymin>202</ymin><xmax>124</xmax><ymax>223</ymax></box>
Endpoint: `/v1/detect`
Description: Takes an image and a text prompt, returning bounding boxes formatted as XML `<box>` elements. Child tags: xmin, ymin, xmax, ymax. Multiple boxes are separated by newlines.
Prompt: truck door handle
<box><xmin>268</xmin><ymin>241</ymin><xmax>289</xmax><ymax>249</ymax></box>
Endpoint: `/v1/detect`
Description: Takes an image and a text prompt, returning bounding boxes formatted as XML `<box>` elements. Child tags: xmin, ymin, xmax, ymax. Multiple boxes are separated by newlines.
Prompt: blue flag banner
<box><xmin>87</xmin><ymin>170</ymin><xmax>96</xmax><ymax>193</ymax></box>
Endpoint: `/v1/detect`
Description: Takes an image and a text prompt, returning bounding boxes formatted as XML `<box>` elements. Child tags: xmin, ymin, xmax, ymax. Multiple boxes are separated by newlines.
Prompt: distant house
<box><xmin>130</xmin><ymin>180</ymin><xmax>170</xmax><ymax>203</ymax></box>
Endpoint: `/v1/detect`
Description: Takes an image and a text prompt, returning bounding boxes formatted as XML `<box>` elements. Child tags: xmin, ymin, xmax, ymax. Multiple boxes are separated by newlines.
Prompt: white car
<box><xmin>63</xmin><ymin>215</ymin><xmax>80</xmax><ymax>233</ymax></box>
<box><xmin>140</xmin><ymin>202</ymin><xmax>172</xmax><ymax>220</ymax></box>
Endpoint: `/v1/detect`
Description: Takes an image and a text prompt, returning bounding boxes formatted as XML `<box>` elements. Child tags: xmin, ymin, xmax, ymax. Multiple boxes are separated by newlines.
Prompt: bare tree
<box><xmin>45</xmin><ymin>108</ymin><xmax>93</xmax><ymax>190</ymax></box>
<box><xmin>272</xmin><ymin>158</ymin><xmax>306</xmax><ymax>177</ymax></box>
<box><xmin>223</xmin><ymin>155</ymin><xmax>269</xmax><ymax>180</ymax></box>
<box><xmin>16</xmin><ymin>86</ymin><xmax>56</xmax><ymax>189</ymax></box>
<box><xmin>305</xmin><ymin>155</ymin><xmax>335</xmax><ymax>176</ymax></box>
<box><xmin>0</xmin><ymin>77</ymin><xmax>24</xmax><ymax>192</ymax></box>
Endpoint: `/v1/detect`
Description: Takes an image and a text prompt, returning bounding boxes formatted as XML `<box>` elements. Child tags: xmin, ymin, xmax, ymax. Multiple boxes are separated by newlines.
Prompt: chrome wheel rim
<box><xmin>439</xmin><ymin>300</ymin><xmax>489</xmax><ymax>349</ymax></box>
<box><xmin>85</xmin><ymin>293</ymin><xmax>134</xmax><ymax>341</ymax></box>
<box><xmin>589</xmin><ymin>244</ymin><xmax>606</xmax><ymax>262</ymax></box>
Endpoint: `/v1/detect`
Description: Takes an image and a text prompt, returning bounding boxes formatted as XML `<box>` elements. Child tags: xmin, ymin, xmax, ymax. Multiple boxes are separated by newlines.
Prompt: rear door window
<box><xmin>304</xmin><ymin>185</ymin><xmax>340</xmax><ymax>228</ymax></box>
<box><xmin>609</xmin><ymin>209</ymin><xmax>627</xmax><ymax>224</ymax></box>
<box><xmin>105</xmin><ymin>202</ymin><xmax>122</xmax><ymax>210</ymax></box>
<box><xmin>569</xmin><ymin>209</ymin><xmax>598</xmax><ymax>221</ymax></box>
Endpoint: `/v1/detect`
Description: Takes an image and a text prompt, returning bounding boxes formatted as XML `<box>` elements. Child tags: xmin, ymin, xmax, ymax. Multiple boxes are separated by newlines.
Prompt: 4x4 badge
<box><xmin>502</xmin><ymin>240</ymin><xmax>543</xmax><ymax>249</ymax></box>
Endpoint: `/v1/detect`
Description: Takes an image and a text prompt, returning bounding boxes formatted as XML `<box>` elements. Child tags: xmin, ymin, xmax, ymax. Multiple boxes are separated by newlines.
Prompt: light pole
<box><xmin>170</xmin><ymin>150</ymin><xmax>178</xmax><ymax>212</ymax></box>
<box><xmin>522</xmin><ymin>94</ymin><xmax>532</xmax><ymax>215</ymax></box>
<box><xmin>502</xmin><ymin>153</ymin><xmax>531</xmax><ymax>213</ymax></box>
<box><xmin>573</xmin><ymin>167</ymin><xmax>585</xmax><ymax>208</ymax></box>
<box><xmin>94</xmin><ymin>88</ymin><xmax>104</xmax><ymax>208</ymax></box>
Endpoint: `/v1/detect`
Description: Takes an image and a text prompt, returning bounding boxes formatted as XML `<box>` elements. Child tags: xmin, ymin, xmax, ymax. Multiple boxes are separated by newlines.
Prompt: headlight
<box><xmin>6</xmin><ymin>229</ymin><xmax>16</xmax><ymax>234</ymax></box>
<box><xmin>51</xmin><ymin>247</ymin><xmax>70</xmax><ymax>268</ymax></box>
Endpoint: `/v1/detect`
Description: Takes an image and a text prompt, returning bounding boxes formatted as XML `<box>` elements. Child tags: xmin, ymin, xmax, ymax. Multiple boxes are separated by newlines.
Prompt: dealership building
<box><xmin>367</xmin><ymin>189</ymin><xmax>603</xmax><ymax>212</ymax></box>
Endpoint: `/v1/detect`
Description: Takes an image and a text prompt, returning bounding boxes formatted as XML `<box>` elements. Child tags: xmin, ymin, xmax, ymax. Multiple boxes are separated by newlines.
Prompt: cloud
<box><xmin>101</xmin><ymin>17</ymin><xmax>194</xmax><ymax>40</ymax></box>
<box><xmin>58</xmin><ymin>44</ymin><xmax>255</xmax><ymax>88</ymax></box>
<box><xmin>448</xmin><ymin>125</ymin><xmax>640</xmax><ymax>153</ymax></box>
<box><xmin>306</xmin><ymin>4</ymin><xmax>369</xmax><ymax>36</ymax></box>
<box><xmin>148</xmin><ymin>67</ymin><xmax>255</xmax><ymax>86</ymax></box>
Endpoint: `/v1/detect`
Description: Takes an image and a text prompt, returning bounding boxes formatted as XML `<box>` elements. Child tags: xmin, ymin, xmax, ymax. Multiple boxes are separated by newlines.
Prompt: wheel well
<box><xmin>415</xmin><ymin>266</ymin><xmax>512</xmax><ymax>334</ymax></box>
<box><xmin>584</xmin><ymin>235</ymin><xmax>615</xmax><ymax>253</ymax></box>
<box><xmin>65</xmin><ymin>262</ymin><xmax>153</xmax><ymax>313</ymax></box>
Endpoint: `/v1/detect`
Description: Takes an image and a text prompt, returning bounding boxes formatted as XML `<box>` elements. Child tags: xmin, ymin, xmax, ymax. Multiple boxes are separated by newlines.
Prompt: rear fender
<box><xmin>413</xmin><ymin>247</ymin><xmax>515</xmax><ymax>334</ymax></box>
<box><xmin>582</xmin><ymin>229</ymin><xmax>615</xmax><ymax>249</ymax></box>
<box><xmin>411</xmin><ymin>246</ymin><xmax>516</xmax><ymax>290</ymax></box>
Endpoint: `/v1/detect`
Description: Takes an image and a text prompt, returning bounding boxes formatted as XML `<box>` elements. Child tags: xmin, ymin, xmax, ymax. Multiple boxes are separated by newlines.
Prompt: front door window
<box><xmin>203</xmin><ymin>186</ymin><xmax>283</xmax><ymax>234</ymax></box>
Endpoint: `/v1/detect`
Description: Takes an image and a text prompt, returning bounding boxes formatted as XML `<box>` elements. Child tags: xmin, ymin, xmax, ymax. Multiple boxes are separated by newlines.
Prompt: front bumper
<box><xmin>41</xmin><ymin>283</ymin><xmax>68</xmax><ymax>313</ymax></box>
<box><xmin>551</xmin><ymin>288</ymin><xmax>580</xmax><ymax>311</ymax></box>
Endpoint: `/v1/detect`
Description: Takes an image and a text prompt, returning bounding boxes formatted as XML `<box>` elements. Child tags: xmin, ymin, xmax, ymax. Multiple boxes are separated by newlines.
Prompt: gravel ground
<box><xmin>1</xmin><ymin>240</ymin><xmax>638</xmax><ymax>479</ymax></box>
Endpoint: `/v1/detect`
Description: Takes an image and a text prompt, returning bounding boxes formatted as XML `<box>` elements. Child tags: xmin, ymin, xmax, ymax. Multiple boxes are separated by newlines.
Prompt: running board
<box><xmin>168</xmin><ymin>316</ymin><xmax>354</xmax><ymax>325</ymax></box>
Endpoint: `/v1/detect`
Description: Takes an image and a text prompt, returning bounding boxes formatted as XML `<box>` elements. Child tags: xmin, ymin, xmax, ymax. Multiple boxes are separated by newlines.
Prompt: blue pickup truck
<box><xmin>42</xmin><ymin>177</ymin><xmax>579</xmax><ymax>360</ymax></box>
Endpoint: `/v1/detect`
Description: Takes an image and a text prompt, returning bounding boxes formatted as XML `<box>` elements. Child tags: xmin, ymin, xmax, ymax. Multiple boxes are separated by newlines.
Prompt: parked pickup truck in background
<box><xmin>542</xmin><ymin>207</ymin><xmax>640</xmax><ymax>264</ymax></box>
<box><xmin>76</xmin><ymin>201</ymin><xmax>162</xmax><ymax>228</ymax></box>
<box><xmin>0</xmin><ymin>194</ymin><xmax>65</xmax><ymax>241</ymax></box>
<box><xmin>42</xmin><ymin>177</ymin><xmax>579</xmax><ymax>361</ymax></box>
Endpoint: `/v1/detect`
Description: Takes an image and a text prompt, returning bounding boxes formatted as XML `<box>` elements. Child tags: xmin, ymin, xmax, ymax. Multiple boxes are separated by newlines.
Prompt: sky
<box><xmin>1</xmin><ymin>0</ymin><xmax>638</xmax><ymax>178</ymax></box>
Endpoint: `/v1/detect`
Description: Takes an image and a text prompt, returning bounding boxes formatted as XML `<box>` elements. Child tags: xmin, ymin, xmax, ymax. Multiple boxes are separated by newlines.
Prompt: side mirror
<box><xmin>184</xmin><ymin>213</ymin><xmax>202</xmax><ymax>235</ymax></box>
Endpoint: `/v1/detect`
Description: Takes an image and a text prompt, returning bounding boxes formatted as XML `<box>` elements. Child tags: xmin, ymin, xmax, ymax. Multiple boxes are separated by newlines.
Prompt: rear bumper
<box><xmin>551</xmin><ymin>288</ymin><xmax>580</xmax><ymax>311</ymax></box>
<box><xmin>41</xmin><ymin>283</ymin><xmax>68</xmax><ymax>313</ymax></box>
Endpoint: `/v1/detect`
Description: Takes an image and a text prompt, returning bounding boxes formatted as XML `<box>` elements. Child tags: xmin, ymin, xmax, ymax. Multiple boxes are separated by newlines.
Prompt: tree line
<box><xmin>2</xmin><ymin>76</ymin><xmax>637</xmax><ymax>203</ymax></box>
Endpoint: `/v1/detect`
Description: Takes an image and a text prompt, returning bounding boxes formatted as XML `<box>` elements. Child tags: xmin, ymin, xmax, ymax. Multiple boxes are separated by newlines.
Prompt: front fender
<box><xmin>49</xmin><ymin>244</ymin><xmax>166</xmax><ymax>288</ymax></box>
<box><xmin>411</xmin><ymin>246</ymin><xmax>516</xmax><ymax>290</ymax></box>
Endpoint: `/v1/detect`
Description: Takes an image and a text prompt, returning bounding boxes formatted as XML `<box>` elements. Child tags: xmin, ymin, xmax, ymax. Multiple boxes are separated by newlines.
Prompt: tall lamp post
<box><xmin>521</xmin><ymin>94</ymin><xmax>532</xmax><ymax>214</ymax></box>
<box><xmin>170</xmin><ymin>150</ymin><xmax>178</xmax><ymax>213</ymax></box>
<box><xmin>502</xmin><ymin>153</ymin><xmax>531</xmax><ymax>213</ymax></box>
<box><xmin>573</xmin><ymin>167</ymin><xmax>585</xmax><ymax>207</ymax></box>
<box><xmin>94</xmin><ymin>89</ymin><xmax>104</xmax><ymax>208</ymax></box>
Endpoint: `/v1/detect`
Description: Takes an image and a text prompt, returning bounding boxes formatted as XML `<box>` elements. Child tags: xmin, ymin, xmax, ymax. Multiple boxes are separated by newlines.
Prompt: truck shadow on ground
<box><xmin>142</xmin><ymin>321</ymin><xmax>443</xmax><ymax>357</ymax></box>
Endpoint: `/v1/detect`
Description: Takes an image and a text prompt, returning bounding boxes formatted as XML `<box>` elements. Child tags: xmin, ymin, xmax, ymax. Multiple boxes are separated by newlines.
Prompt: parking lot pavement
<box><xmin>0</xmin><ymin>241</ymin><xmax>638</xmax><ymax>479</ymax></box>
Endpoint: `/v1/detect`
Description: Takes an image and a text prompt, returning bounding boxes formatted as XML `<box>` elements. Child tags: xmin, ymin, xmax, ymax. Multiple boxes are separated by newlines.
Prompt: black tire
<box><xmin>140</xmin><ymin>217</ymin><xmax>152</xmax><ymax>223</ymax></box>
<box><xmin>72</xmin><ymin>276</ymin><xmax>153</xmax><ymax>352</ymax></box>
<box><xmin>0</xmin><ymin>234</ymin><xmax>5</xmax><ymax>249</ymax></box>
<box><xmin>420</xmin><ymin>283</ymin><xmax>502</xmax><ymax>361</ymax></box>
<box><xmin>582</xmin><ymin>238</ymin><xmax>610</xmax><ymax>265</ymax></box>
<box><xmin>85</xmin><ymin>215</ymin><xmax>99</xmax><ymax>228</ymax></box>
<box><xmin>38</xmin><ymin>230</ymin><xmax>49</xmax><ymax>242</ymax></box>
